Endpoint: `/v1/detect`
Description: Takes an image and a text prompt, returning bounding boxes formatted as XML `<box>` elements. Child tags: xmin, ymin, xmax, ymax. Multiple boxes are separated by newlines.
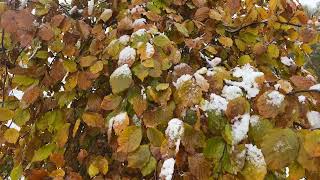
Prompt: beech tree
<box><xmin>1</xmin><ymin>0</ymin><xmax>320</xmax><ymax>179</ymax></box>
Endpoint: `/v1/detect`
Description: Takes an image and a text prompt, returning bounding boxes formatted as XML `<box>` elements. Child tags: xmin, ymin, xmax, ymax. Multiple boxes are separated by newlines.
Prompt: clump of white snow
<box><xmin>245</xmin><ymin>144</ymin><xmax>266</xmax><ymax>168</ymax></box>
<box><xmin>145</xmin><ymin>42</ymin><xmax>155</xmax><ymax>59</ymax></box>
<box><xmin>200</xmin><ymin>94</ymin><xmax>228</xmax><ymax>114</ymax></box>
<box><xmin>118</xmin><ymin>46</ymin><xmax>136</xmax><ymax>67</ymax></box>
<box><xmin>232</xmin><ymin>114</ymin><xmax>250</xmax><ymax>145</ymax></box>
<box><xmin>306</xmin><ymin>111</ymin><xmax>320</xmax><ymax>129</ymax></box>
<box><xmin>165</xmin><ymin>118</ymin><xmax>184</xmax><ymax>154</ymax></box>
<box><xmin>111</xmin><ymin>64</ymin><xmax>132</xmax><ymax>78</ymax></box>
<box><xmin>310</xmin><ymin>84</ymin><xmax>320</xmax><ymax>91</ymax></box>
<box><xmin>131</xmin><ymin>28</ymin><xmax>146</xmax><ymax>37</ymax></box>
<box><xmin>298</xmin><ymin>95</ymin><xmax>306</xmax><ymax>104</ymax></box>
<box><xmin>280</xmin><ymin>57</ymin><xmax>295</xmax><ymax>66</ymax></box>
<box><xmin>108</xmin><ymin>112</ymin><xmax>129</xmax><ymax>142</ymax></box>
<box><xmin>266</xmin><ymin>90</ymin><xmax>285</xmax><ymax>107</ymax></box>
<box><xmin>159</xmin><ymin>158</ymin><xmax>175</xmax><ymax>180</ymax></box>
<box><xmin>249</xmin><ymin>115</ymin><xmax>260</xmax><ymax>127</ymax></box>
<box><xmin>88</xmin><ymin>0</ymin><xmax>94</xmax><ymax>15</ymax></box>
<box><xmin>173</xmin><ymin>74</ymin><xmax>193</xmax><ymax>89</ymax></box>
<box><xmin>221</xmin><ymin>85</ymin><xmax>243</xmax><ymax>100</ymax></box>
<box><xmin>133</xmin><ymin>18</ymin><xmax>146</xmax><ymax>27</ymax></box>
<box><xmin>225</xmin><ymin>64</ymin><xmax>264</xmax><ymax>99</ymax></box>
<box><xmin>207</xmin><ymin>57</ymin><xmax>222</xmax><ymax>67</ymax></box>
<box><xmin>119</xmin><ymin>35</ymin><xmax>130</xmax><ymax>45</ymax></box>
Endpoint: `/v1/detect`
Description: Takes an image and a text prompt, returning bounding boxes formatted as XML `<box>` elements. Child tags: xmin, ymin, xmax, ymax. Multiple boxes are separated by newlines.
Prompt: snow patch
<box><xmin>159</xmin><ymin>158</ymin><xmax>175</xmax><ymax>180</ymax></box>
<box><xmin>310</xmin><ymin>84</ymin><xmax>320</xmax><ymax>91</ymax></box>
<box><xmin>145</xmin><ymin>42</ymin><xmax>155</xmax><ymax>59</ymax></box>
<box><xmin>249</xmin><ymin>115</ymin><xmax>260</xmax><ymax>127</ymax></box>
<box><xmin>119</xmin><ymin>35</ymin><xmax>130</xmax><ymax>45</ymax></box>
<box><xmin>225</xmin><ymin>64</ymin><xmax>264</xmax><ymax>99</ymax></box>
<box><xmin>245</xmin><ymin>144</ymin><xmax>266</xmax><ymax>168</ymax></box>
<box><xmin>232</xmin><ymin>114</ymin><xmax>250</xmax><ymax>145</ymax></box>
<box><xmin>298</xmin><ymin>95</ymin><xmax>306</xmax><ymax>104</ymax></box>
<box><xmin>133</xmin><ymin>18</ymin><xmax>146</xmax><ymax>27</ymax></box>
<box><xmin>201</xmin><ymin>94</ymin><xmax>228</xmax><ymax>114</ymax></box>
<box><xmin>221</xmin><ymin>85</ymin><xmax>243</xmax><ymax>100</ymax></box>
<box><xmin>118</xmin><ymin>46</ymin><xmax>136</xmax><ymax>66</ymax></box>
<box><xmin>111</xmin><ymin>64</ymin><xmax>132</xmax><ymax>77</ymax></box>
<box><xmin>307</xmin><ymin>111</ymin><xmax>320</xmax><ymax>129</ymax></box>
<box><xmin>165</xmin><ymin>118</ymin><xmax>184</xmax><ymax>154</ymax></box>
<box><xmin>173</xmin><ymin>74</ymin><xmax>193</xmax><ymax>89</ymax></box>
<box><xmin>266</xmin><ymin>90</ymin><xmax>285</xmax><ymax>107</ymax></box>
<box><xmin>280</xmin><ymin>57</ymin><xmax>295</xmax><ymax>66</ymax></box>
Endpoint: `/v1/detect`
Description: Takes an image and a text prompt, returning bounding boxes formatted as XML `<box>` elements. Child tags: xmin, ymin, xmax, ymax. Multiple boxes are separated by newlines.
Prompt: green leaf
<box><xmin>128</xmin><ymin>145</ymin><xmax>151</xmax><ymax>169</ymax></box>
<box><xmin>12</xmin><ymin>75</ymin><xmax>38</xmax><ymax>87</ymax></box>
<box><xmin>63</xmin><ymin>60</ymin><xmax>77</xmax><ymax>73</ymax></box>
<box><xmin>261</xmin><ymin>128</ymin><xmax>299</xmax><ymax>170</ymax></box>
<box><xmin>204</xmin><ymin>137</ymin><xmax>225</xmax><ymax>160</ymax></box>
<box><xmin>35</xmin><ymin>50</ymin><xmax>49</xmax><ymax>59</ymax></box>
<box><xmin>4</xmin><ymin>128</ymin><xmax>19</xmax><ymax>144</ymax></box>
<box><xmin>238</xmin><ymin>55</ymin><xmax>252</xmax><ymax>65</ymax></box>
<box><xmin>207</xmin><ymin>111</ymin><xmax>228</xmax><ymax>133</ymax></box>
<box><xmin>31</xmin><ymin>143</ymin><xmax>56</xmax><ymax>162</ymax></box>
<box><xmin>0</xmin><ymin>107</ymin><xmax>14</xmax><ymax>121</ymax></box>
<box><xmin>36</xmin><ymin>110</ymin><xmax>64</xmax><ymax>132</ymax></box>
<box><xmin>147</xmin><ymin>127</ymin><xmax>165</xmax><ymax>147</ymax></box>
<box><xmin>13</xmin><ymin>108</ymin><xmax>30</xmax><ymax>126</ymax></box>
<box><xmin>141</xmin><ymin>156</ymin><xmax>157</xmax><ymax>176</ymax></box>
<box><xmin>267</xmin><ymin>44</ymin><xmax>279</xmax><ymax>58</ymax></box>
<box><xmin>117</xmin><ymin>126</ymin><xmax>142</xmax><ymax>153</ymax></box>
<box><xmin>248</xmin><ymin>118</ymin><xmax>273</xmax><ymax>145</ymax></box>
<box><xmin>132</xmin><ymin>63</ymin><xmax>149</xmax><ymax>81</ymax></box>
<box><xmin>174</xmin><ymin>23</ymin><xmax>189</xmax><ymax>37</ymax></box>
<box><xmin>110</xmin><ymin>64</ymin><xmax>133</xmax><ymax>94</ymax></box>
<box><xmin>10</xmin><ymin>164</ymin><xmax>22</xmax><ymax>180</ymax></box>
<box><xmin>153</xmin><ymin>34</ymin><xmax>171</xmax><ymax>47</ymax></box>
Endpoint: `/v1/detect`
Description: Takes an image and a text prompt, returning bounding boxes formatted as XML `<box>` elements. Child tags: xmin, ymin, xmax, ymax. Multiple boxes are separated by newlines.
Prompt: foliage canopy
<box><xmin>1</xmin><ymin>0</ymin><xmax>320</xmax><ymax>179</ymax></box>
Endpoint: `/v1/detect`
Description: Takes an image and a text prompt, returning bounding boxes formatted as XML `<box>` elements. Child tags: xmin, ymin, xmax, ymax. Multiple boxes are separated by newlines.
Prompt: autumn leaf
<box><xmin>32</xmin><ymin>143</ymin><xmax>56</xmax><ymax>162</ymax></box>
<box><xmin>117</xmin><ymin>126</ymin><xmax>142</xmax><ymax>153</ymax></box>
<box><xmin>0</xmin><ymin>107</ymin><xmax>14</xmax><ymax>121</ymax></box>
<box><xmin>82</xmin><ymin>112</ymin><xmax>104</xmax><ymax>128</ymax></box>
<box><xmin>4</xmin><ymin>128</ymin><xmax>19</xmax><ymax>144</ymax></box>
<box><xmin>219</xmin><ymin>36</ymin><xmax>233</xmax><ymax>47</ymax></box>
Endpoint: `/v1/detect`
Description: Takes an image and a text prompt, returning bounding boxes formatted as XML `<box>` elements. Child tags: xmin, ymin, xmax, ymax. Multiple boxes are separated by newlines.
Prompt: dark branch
<box><xmin>286</xmin><ymin>89</ymin><xmax>320</xmax><ymax>96</ymax></box>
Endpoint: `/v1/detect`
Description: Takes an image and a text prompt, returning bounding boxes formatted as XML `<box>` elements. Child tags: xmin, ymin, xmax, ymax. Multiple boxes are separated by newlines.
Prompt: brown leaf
<box><xmin>50</xmin><ymin>153</ymin><xmax>65</xmax><ymax>168</ymax></box>
<box><xmin>51</xmin><ymin>14</ymin><xmax>65</xmax><ymax>27</ymax></box>
<box><xmin>227</xmin><ymin>0</ymin><xmax>241</xmax><ymax>15</ymax></box>
<box><xmin>100</xmin><ymin>94</ymin><xmax>122</xmax><ymax>111</ymax></box>
<box><xmin>21</xmin><ymin>85</ymin><xmax>41</xmax><ymax>109</ymax></box>
<box><xmin>256</xmin><ymin>90</ymin><xmax>286</xmax><ymax>118</ymax></box>
<box><xmin>188</xmin><ymin>154</ymin><xmax>211</xmax><ymax>180</ymax></box>
<box><xmin>38</xmin><ymin>23</ymin><xmax>54</xmax><ymax>41</ymax></box>
<box><xmin>226</xmin><ymin>97</ymin><xmax>250</xmax><ymax>120</ymax></box>
<box><xmin>82</xmin><ymin>112</ymin><xmax>104</xmax><ymax>128</ymax></box>
<box><xmin>77</xmin><ymin>20</ymin><xmax>91</xmax><ymax>39</ymax></box>
<box><xmin>290</xmin><ymin>75</ymin><xmax>315</xmax><ymax>90</ymax></box>
<box><xmin>194</xmin><ymin>7</ymin><xmax>210</xmax><ymax>21</ymax></box>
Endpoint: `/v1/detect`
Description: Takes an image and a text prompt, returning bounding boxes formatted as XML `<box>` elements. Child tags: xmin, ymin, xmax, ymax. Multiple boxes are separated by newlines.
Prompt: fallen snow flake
<box><xmin>112</xmin><ymin>112</ymin><xmax>129</xmax><ymax>127</ymax></box>
<box><xmin>280</xmin><ymin>57</ymin><xmax>295</xmax><ymax>66</ymax></box>
<box><xmin>133</xmin><ymin>18</ymin><xmax>146</xmax><ymax>27</ymax></box>
<box><xmin>88</xmin><ymin>0</ymin><xmax>94</xmax><ymax>15</ymax></box>
<box><xmin>298</xmin><ymin>95</ymin><xmax>306</xmax><ymax>104</ymax></box>
<box><xmin>221</xmin><ymin>85</ymin><xmax>243</xmax><ymax>100</ymax></box>
<box><xmin>165</xmin><ymin>118</ymin><xmax>184</xmax><ymax>153</ymax></box>
<box><xmin>225</xmin><ymin>64</ymin><xmax>264</xmax><ymax>99</ymax></box>
<box><xmin>306</xmin><ymin>111</ymin><xmax>320</xmax><ymax>129</ymax></box>
<box><xmin>173</xmin><ymin>74</ymin><xmax>193</xmax><ymax>89</ymax></box>
<box><xmin>145</xmin><ymin>42</ymin><xmax>155</xmax><ymax>59</ymax></box>
<box><xmin>266</xmin><ymin>90</ymin><xmax>285</xmax><ymax>107</ymax></box>
<box><xmin>232</xmin><ymin>114</ymin><xmax>250</xmax><ymax>145</ymax></box>
<box><xmin>19</xmin><ymin>0</ymin><xmax>28</xmax><ymax>10</ymax></box>
<box><xmin>310</xmin><ymin>84</ymin><xmax>320</xmax><ymax>91</ymax></box>
<box><xmin>159</xmin><ymin>158</ymin><xmax>175</xmax><ymax>180</ymax></box>
<box><xmin>201</xmin><ymin>94</ymin><xmax>228</xmax><ymax>114</ymax></box>
<box><xmin>118</xmin><ymin>46</ymin><xmax>136</xmax><ymax>67</ymax></box>
<box><xmin>194</xmin><ymin>73</ymin><xmax>209</xmax><ymax>92</ymax></box>
<box><xmin>249</xmin><ymin>115</ymin><xmax>260</xmax><ymax>127</ymax></box>
<box><xmin>245</xmin><ymin>144</ymin><xmax>266</xmax><ymax>168</ymax></box>
<box><xmin>111</xmin><ymin>64</ymin><xmax>132</xmax><ymax>77</ymax></box>
<box><xmin>119</xmin><ymin>35</ymin><xmax>130</xmax><ymax>44</ymax></box>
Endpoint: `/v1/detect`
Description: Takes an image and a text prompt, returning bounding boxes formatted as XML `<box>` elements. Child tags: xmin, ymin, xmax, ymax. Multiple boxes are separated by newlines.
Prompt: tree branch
<box><xmin>1</xmin><ymin>29</ymin><xmax>7</xmax><ymax>108</ymax></box>
<box><xmin>286</xmin><ymin>89</ymin><xmax>320</xmax><ymax>96</ymax></box>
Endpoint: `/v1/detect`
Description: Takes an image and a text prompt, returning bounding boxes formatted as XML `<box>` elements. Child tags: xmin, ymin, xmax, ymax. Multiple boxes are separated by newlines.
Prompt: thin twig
<box><xmin>1</xmin><ymin>29</ymin><xmax>7</xmax><ymax>108</ymax></box>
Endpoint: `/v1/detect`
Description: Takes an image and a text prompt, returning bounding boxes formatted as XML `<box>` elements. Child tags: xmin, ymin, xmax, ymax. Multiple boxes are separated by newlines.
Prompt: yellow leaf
<box><xmin>72</xmin><ymin>119</ymin><xmax>81</xmax><ymax>137</ymax></box>
<box><xmin>209</xmin><ymin>9</ymin><xmax>222</xmax><ymax>21</ymax></box>
<box><xmin>82</xmin><ymin>112</ymin><xmax>104</xmax><ymax>128</ymax></box>
<box><xmin>117</xmin><ymin>126</ymin><xmax>142</xmax><ymax>153</ymax></box>
<box><xmin>79</xmin><ymin>56</ymin><xmax>97</xmax><ymax>67</ymax></box>
<box><xmin>218</xmin><ymin>36</ymin><xmax>233</xmax><ymax>47</ymax></box>
<box><xmin>89</xmin><ymin>61</ymin><xmax>104</xmax><ymax>74</ymax></box>
<box><xmin>4</xmin><ymin>128</ymin><xmax>19</xmax><ymax>144</ymax></box>
<box><xmin>0</xmin><ymin>108</ymin><xmax>14</xmax><ymax>121</ymax></box>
